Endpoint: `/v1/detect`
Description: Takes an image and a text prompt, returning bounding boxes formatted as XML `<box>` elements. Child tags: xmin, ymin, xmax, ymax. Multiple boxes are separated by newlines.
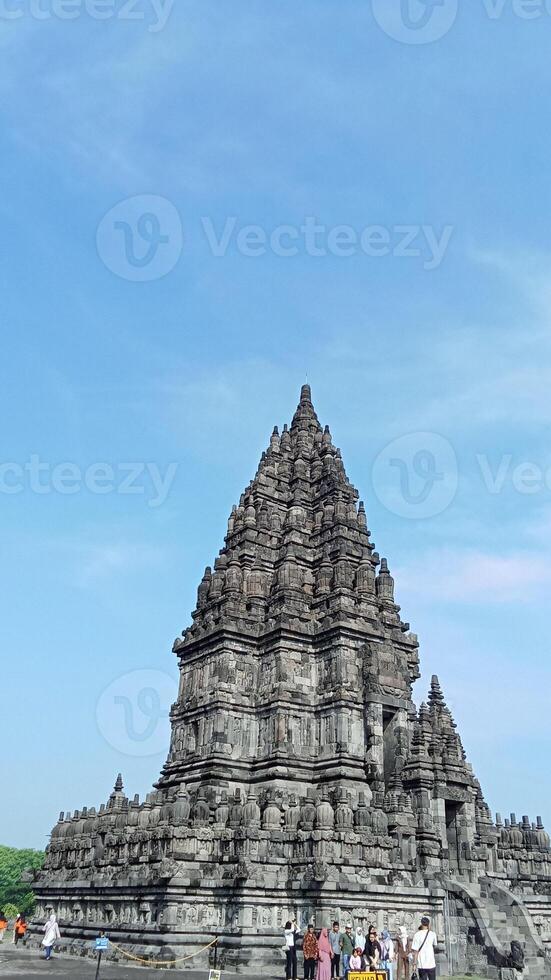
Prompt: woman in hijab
<box><xmin>396</xmin><ymin>926</ymin><xmax>411</xmax><ymax>980</ymax></box>
<box><xmin>317</xmin><ymin>927</ymin><xmax>333</xmax><ymax>980</ymax></box>
<box><xmin>364</xmin><ymin>924</ymin><xmax>382</xmax><ymax>970</ymax></box>
<box><xmin>354</xmin><ymin>926</ymin><xmax>366</xmax><ymax>954</ymax></box>
<box><xmin>42</xmin><ymin>914</ymin><xmax>61</xmax><ymax>961</ymax></box>
<box><xmin>380</xmin><ymin>929</ymin><xmax>395</xmax><ymax>979</ymax></box>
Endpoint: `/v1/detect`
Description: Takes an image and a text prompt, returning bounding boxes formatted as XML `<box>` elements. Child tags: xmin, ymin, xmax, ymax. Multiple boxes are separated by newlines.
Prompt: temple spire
<box><xmin>290</xmin><ymin>383</ymin><xmax>321</xmax><ymax>431</ymax></box>
<box><xmin>428</xmin><ymin>674</ymin><xmax>446</xmax><ymax>708</ymax></box>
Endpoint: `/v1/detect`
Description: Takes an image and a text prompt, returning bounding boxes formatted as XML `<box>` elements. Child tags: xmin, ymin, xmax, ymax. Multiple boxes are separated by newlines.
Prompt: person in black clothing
<box><xmin>364</xmin><ymin>924</ymin><xmax>382</xmax><ymax>971</ymax></box>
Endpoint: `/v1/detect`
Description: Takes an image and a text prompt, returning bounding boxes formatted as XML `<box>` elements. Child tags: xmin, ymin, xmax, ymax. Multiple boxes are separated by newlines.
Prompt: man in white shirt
<box><xmin>284</xmin><ymin>919</ymin><xmax>299</xmax><ymax>980</ymax></box>
<box><xmin>411</xmin><ymin>916</ymin><xmax>437</xmax><ymax>980</ymax></box>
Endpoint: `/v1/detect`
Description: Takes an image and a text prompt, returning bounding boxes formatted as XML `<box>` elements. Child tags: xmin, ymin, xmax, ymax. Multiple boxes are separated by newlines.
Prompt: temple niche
<box><xmin>33</xmin><ymin>387</ymin><xmax>551</xmax><ymax>977</ymax></box>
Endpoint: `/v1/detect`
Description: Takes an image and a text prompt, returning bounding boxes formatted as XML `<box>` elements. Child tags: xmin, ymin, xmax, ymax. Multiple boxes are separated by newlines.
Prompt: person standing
<box><xmin>380</xmin><ymin>930</ymin><xmax>395</xmax><ymax>980</ymax></box>
<box><xmin>303</xmin><ymin>925</ymin><xmax>319</xmax><ymax>980</ymax></box>
<box><xmin>13</xmin><ymin>915</ymin><xmax>27</xmax><ymax>945</ymax></box>
<box><xmin>42</xmin><ymin>914</ymin><xmax>61</xmax><ymax>961</ymax></box>
<box><xmin>354</xmin><ymin>927</ymin><xmax>366</xmax><ymax>955</ymax></box>
<box><xmin>340</xmin><ymin>924</ymin><xmax>354</xmax><ymax>979</ymax></box>
<box><xmin>364</xmin><ymin>925</ymin><xmax>382</xmax><ymax>970</ymax></box>
<box><xmin>0</xmin><ymin>911</ymin><xmax>8</xmax><ymax>943</ymax></box>
<box><xmin>330</xmin><ymin>921</ymin><xmax>342</xmax><ymax>979</ymax></box>
<box><xmin>411</xmin><ymin>917</ymin><xmax>437</xmax><ymax>980</ymax></box>
<box><xmin>396</xmin><ymin>926</ymin><xmax>411</xmax><ymax>980</ymax></box>
<box><xmin>317</xmin><ymin>928</ymin><xmax>333</xmax><ymax>980</ymax></box>
<box><xmin>284</xmin><ymin>919</ymin><xmax>299</xmax><ymax>980</ymax></box>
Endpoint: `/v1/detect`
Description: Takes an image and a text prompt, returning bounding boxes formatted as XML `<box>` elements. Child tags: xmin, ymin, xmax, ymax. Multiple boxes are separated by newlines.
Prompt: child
<box><xmin>350</xmin><ymin>947</ymin><xmax>363</xmax><ymax>971</ymax></box>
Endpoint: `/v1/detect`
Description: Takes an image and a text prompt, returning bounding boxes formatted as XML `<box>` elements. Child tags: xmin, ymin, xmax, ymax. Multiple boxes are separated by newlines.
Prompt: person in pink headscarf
<box><xmin>317</xmin><ymin>928</ymin><xmax>333</xmax><ymax>980</ymax></box>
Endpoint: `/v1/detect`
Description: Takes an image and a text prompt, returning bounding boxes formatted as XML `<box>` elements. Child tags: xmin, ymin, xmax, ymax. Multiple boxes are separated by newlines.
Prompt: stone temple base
<box><xmin>32</xmin><ymin>873</ymin><xmax>551</xmax><ymax>977</ymax></box>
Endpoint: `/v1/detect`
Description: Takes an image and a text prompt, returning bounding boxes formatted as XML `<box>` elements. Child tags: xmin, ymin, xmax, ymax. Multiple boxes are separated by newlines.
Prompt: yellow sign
<box><xmin>349</xmin><ymin>973</ymin><xmax>387</xmax><ymax>980</ymax></box>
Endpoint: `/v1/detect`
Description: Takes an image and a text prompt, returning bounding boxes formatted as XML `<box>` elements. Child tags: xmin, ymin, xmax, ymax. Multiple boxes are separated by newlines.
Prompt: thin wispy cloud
<box><xmin>397</xmin><ymin>548</ymin><xmax>551</xmax><ymax>605</ymax></box>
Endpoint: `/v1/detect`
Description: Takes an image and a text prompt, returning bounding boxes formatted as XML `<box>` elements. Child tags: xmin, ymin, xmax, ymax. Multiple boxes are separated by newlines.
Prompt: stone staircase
<box><xmin>442</xmin><ymin>876</ymin><xmax>551</xmax><ymax>979</ymax></box>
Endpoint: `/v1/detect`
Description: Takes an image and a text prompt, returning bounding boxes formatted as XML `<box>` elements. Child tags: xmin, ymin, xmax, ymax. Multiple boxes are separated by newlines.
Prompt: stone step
<box><xmin>445</xmin><ymin>876</ymin><xmax>549</xmax><ymax>980</ymax></box>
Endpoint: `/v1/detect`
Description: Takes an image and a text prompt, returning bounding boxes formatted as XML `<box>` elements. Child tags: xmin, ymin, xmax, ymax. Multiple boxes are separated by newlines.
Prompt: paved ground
<box><xmin>0</xmin><ymin>945</ymin><xmax>225</xmax><ymax>978</ymax></box>
<box><xmin>0</xmin><ymin>947</ymin><xmax>483</xmax><ymax>980</ymax></box>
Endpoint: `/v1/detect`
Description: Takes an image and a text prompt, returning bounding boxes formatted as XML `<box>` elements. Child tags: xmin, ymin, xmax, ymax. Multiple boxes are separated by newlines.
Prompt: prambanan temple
<box><xmin>34</xmin><ymin>386</ymin><xmax>551</xmax><ymax>976</ymax></box>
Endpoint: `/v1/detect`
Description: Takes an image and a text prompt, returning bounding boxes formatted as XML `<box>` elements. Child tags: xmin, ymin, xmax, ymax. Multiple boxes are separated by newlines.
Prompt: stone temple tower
<box><xmin>34</xmin><ymin>386</ymin><xmax>551</xmax><ymax>976</ymax></box>
<box><xmin>160</xmin><ymin>382</ymin><xmax>420</xmax><ymax>814</ymax></box>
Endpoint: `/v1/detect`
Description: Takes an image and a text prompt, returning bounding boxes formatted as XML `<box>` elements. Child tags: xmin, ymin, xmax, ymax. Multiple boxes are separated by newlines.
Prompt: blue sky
<box><xmin>2</xmin><ymin>0</ymin><xmax>551</xmax><ymax>848</ymax></box>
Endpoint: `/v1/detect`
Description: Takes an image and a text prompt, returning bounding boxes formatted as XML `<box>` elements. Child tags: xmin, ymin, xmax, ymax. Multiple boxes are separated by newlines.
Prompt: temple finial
<box><xmin>429</xmin><ymin>675</ymin><xmax>446</xmax><ymax>707</ymax></box>
<box><xmin>114</xmin><ymin>773</ymin><xmax>123</xmax><ymax>793</ymax></box>
<box><xmin>291</xmin><ymin>383</ymin><xmax>320</xmax><ymax>432</ymax></box>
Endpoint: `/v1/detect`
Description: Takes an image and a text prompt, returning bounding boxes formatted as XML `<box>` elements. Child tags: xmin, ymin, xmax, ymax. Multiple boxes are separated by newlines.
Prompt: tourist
<box><xmin>42</xmin><ymin>914</ymin><xmax>61</xmax><ymax>961</ymax></box>
<box><xmin>329</xmin><ymin>921</ymin><xmax>342</xmax><ymax>978</ymax></box>
<box><xmin>411</xmin><ymin>917</ymin><xmax>437</xmax><ymax>980</ymax></box>
<box><xmin>13</xmin><ymin>914</ymin><xmax>27</xmax><ymax>945</ymax></box>
<box><xmin>380</xmin><ymin>929</ymin><xmax>395</xmax><ymax>980</ymax></box>
<box><xmin>12</xmin><ymin>914</ymin><xmax>21</xmax><ymax>943</ymax></box>
<box><xmin>303</xmin><ymin>924</ymin><xmax>319</xmax><ymax>980</ymax></box>
<box><xmin>317</xmin><ymin>927</ymin><xmax>333</xmax><ymax>980</ymax></box>
<box><xmin>354</xmin><ymin>926</ymin><xmax>366</xmax><ymax>954</ymax></box>
<box><xmin>349</xmin><ymin>948</ymin><xmax>363</xmax><ymax>972</ymax></box>
<box><xmin>0</xmin><ymin>911</ymin><xmax>7</xmax><ymax>943</ymax></box>
<box><xmin>396</xmin><ymin>926</ymin><xmax>411</xmax><ymax>980</ymax></box>
<box><xmin>364</xmin><ymin>925</ymin><xmax>382</xmax><ymax>969</ymax></box>
<box><xmin>340</xmin><ymin>923</ymin><xmax>354</xmax><ymax>978</ymax></box>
